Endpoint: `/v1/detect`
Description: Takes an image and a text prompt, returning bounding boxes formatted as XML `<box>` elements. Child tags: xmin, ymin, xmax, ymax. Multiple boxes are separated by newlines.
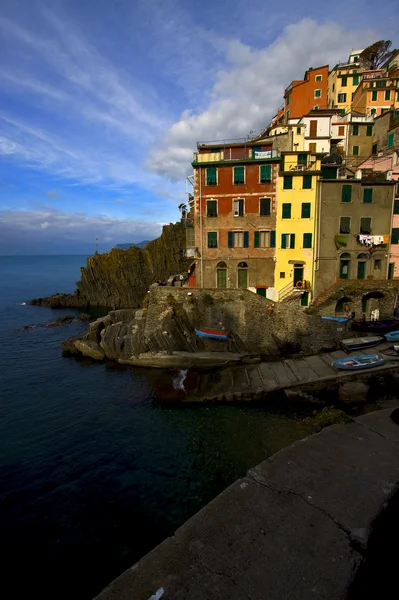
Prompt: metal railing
<box><xmin>278</xmin><ymin>280</ymin><xmax>309</xmax><ymax>302</ymax></box>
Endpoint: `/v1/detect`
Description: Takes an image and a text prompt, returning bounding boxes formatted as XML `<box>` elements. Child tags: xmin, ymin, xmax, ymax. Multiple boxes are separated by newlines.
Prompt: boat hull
<box><xmin>352</xmin><ymin>320</ymin><xmax>399</xmax><ymax>334</ymax></box>
<box><xmin>195</xmin><ymin>329</ymin><xmax>228</xmax><ymax>341</ymax></box>
<box><xmin>332</xmin><ymin>353</ymin><xmax>384</xmax><ymax>370</ymax></box>
<box><xmin>340</xmin><ymin>336</ymin><xmax>383</xmax><ymax>352</ymax></box>
<box><xmin>384</xmin><ymin>330</ymin><xmax>399</xmax><ymax>342</ymax></box>
<box><xmin>381</xmin><ymin>346</ymin><xmax>399</xmax><ymax>360</ymax></box>
<box><xmin>321</xmin><ymin>316</ymin><xmax>350</xmax><ymax>323</ymax></box>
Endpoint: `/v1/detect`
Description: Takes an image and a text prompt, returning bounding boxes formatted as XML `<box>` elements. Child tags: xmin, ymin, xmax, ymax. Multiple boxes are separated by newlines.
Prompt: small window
<box><xmin>309</xmin><ymin>143</ymin><xmax>317</xmax><ymax>152</ymax></box>
<box><xmin>233</xmin><ymin>166</ymin><xmax>245</xmax><ymax>185</ymax></box>
<box><xmin>363</xmin><ymin>188</ymin><xmax>373</xmax><ymax>203</ymax></box>
<box><xmin>366</xmin><ymin>125</ymin><xmax>373</xmax><ymax>136</ymax></box>
<box><xmin>296</xmin><ymin>127</ymin><xmax>301</xmax><ymax>134</ymax></box>
<box><xmin>340</xmin><ymin>216</ymin><xmax>351</xmax><ymax>233</ymax></box>
<box><xmin>301</xmin><ymin>203</ymin><xmax>311</xmax><ymax>218</ymax></box>
<box><xmin>315</xmin><ymin>74</ymin><xmax>322</xmax><ymax>81</ymax></box>
<box><xmin>313</xmin><ymin>105</ymin><xmax>319</xmax><ymax>110</ymax></box>
<box><xmin>372</xmin><ymin>143</ymin><xmax>377</xmax><ymax>155</ymax></box>
<box><xmin>354</xmin><ymin>55</ymin><xmax>359</xmax><ymax>62</ymax></box>
<box><xmin>372</xmin><ymin>90</ymin><xmax>378</xmax><ymax>101</ymax></box>
<box><xmin>186</xmin><ymin>228</ymin><xmax>195</xmax><ymax>248</ymax></box>
<box><xmin>314</xmin><ymin>89</ymin><xmax>321</xmax><ymax>98</ymax></box>
<box><xmin>342</xmin><ymin>184</ymin><xmax>352</xmax><ymax>203</ymax></box>
<box><xmin>342</xmin><ymin>76</ymin><xmax>347</xmax><ymax>86</ymax></box>
<box><xmin>282</xmin><ymin>203</ymin><xmax>291</xmax><ymax>219</ymax></box>
<box><xmin>283</xmin><ymin>175</ymin><xmax>293</xmax><ymax>189</ymax></box>
<box><xmin>385</xmin><ymin>90</ymin><xmax>391</xmax><ymax>101</ymax></box>
<box><xmin>338</xmin><ymin>126</ymin><xmax>345</xmax><ymax>136</ymax></box>
<box><xmin>353</xmin><ymin>75</ymin><xmax>359</xmax><ymax>85</ymax></box>
<box><xmin>207</xmin><ymin>232</ymin><xmax>217</xmax><ymax>248</ymax></box>
<box><xmin>360</xmin><ymin>217</ymin><xmax>372</xmax><ymax>234</ymax></box>
<box><xmin>206</xmin><ymin>167</ymin><xmax>217</xmax><ymax>186</ymax></box>
<box><xmin>353</xmin><ymin>145</ymin><xmax>359</xmax><ymax>156</ymax></box>
<box><xmin>388</xmin><ymin>133</ymin><xmax>394</xmax><ymax>148</ymax></box>
<box><xmin>300</xmin><ymin>292</ymin><xmax>309</xmax><ymax>307</ymax></box>
<box><xmin>280</xmin><ymin>272</ymin><xmax>285</xmax><ymax>278</ymax></box>
<box><xmin>254</xmin><ymin>230</ymin><xmax>271</xmax><ymax>248</ymax></box>
<box><xmin>353</xmin><ymin>124</ymin><xmax>359</xmax><ymax>136</ymax></box>
<box><xmin>303</xmin><ymin>233</ymin><xmax>312</xmax><ymax>248</ymax></box>
<box><xmin>286</xmin><ymin>110</ymin><xmax>290</xmax><ymax>120</ymax></box>
<box><xmin>392</xmin><ymin>228</ymin><xmax>399</xmax><ymax>244</ymax></box>
<box><xmin>260</xmin><ymin>197</ymin><xmax>271</xmax><ymax>216</ymax></box>
<box><xmin>302</xmin><ymin>175</ymin><xmax>312</xmax><ymax>189</ymax></box>
<box><xmin>281</xmin><ymin>233</ymin><xmax>295</xmax><ymax>249</ymax></box>
<box><xmin>394</xmin><ymin>199</ymin><xmax>399</xmax><ymax>214</ymax></box>
<box><xmin>374</xmin><ymin>259</ymin><xmax>382</xmax><ymax>270</ymax></box>
<box><xmin>233</xmin><ymin>198</ymin><xmax>244</xmax><ymax>216</ymax></box>
<box><xmin>371</xmin><ymin>108</ymin><xmax>376</xmax><ymax>115</ymax></box>
<box><xmin>206</xmin><ymin>200</ymin><xmax>217</xmax><ymax>217</ymax></box>
<box><xmin>259</xmin><ymin>165</ymin><xmax>272</xmax><ymax>183</ymax></box>
<box><xmin>338</xmin><ymin>93</ymin><xmax>347</xmax><ymax>103</ymax></box>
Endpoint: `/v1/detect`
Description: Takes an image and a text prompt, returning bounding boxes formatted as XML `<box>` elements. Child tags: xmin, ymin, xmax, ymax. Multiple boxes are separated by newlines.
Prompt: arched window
<box><xmin>335</xmin><ymin>296</ymin><xmax>352</xmax><ymax>315</ymax></box>
<box><xmin>217</xmin><ymin>261</ymin><xmax>227</xmax><ymax>268</ymax></box>
<box><xmin>238</xmin><ymin>261</ymin><xmax>248</xmax><ymax>268</ymax></box>
<box><xmin>237</xmin><ymin>262</ymin><xmax>248</xmax><ymax>288</ymax></box>
<box><xmin>216</xmin><ymin>262</ymin><xmax>227</xmax><ymax>288</ymax></box>
<box><xmin>339</xmin><ymin>253</ymin><xmax>350</xmax><ymax>279</ymax></box>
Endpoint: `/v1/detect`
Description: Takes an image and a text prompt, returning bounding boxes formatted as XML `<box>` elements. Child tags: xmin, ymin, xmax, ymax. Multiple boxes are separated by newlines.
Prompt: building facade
<box><xmin>284</xmin><ymin>65</ymin><xmax>329</xmax><ymax>121</ymax></box>
<box><xmin>351</xmin><ymin>69</ymin><xmax>399</xmax><ymax>117</ymax></box>
<box><xmin>328</xmin><ymin>50</ymin><xmax>364</xmax><ymax>113</ymax></box>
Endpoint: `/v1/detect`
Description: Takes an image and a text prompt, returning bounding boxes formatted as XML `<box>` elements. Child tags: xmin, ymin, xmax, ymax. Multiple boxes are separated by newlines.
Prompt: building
<box><xmin>313</xmin><ymin>178</ymin><xmax>395</xmax><ymax>301</ymax></box>
<box><xmin>284</xmin><ymin>65</ymin><xmax>329</xmax><ymax>121</ymax></box>
<box><xmin>294</xmin><ymin>109</ymin><xmax>344</xmax><ymax>154</ymax></box>
<box><xmin>343</xmin><ymin>112</ymin><xmax>375</xmax><ymax>168</ymax></box>
<box><xmin>274</xmin><ymin>151</ymin><xmax>322</xmax><ymax>305</ymax></box>
<box><xmin>351</xmin><ymin>68</ymin><xmax>399</xmax><ymax>117</ymax></box>
<box><xmin>190</xmin><ymin>138</ymin><xmax>280</xmax><ymax>297</ymax></box>
<box><xmin>328</xmin><ymin>50</ymin><xmax>364</xmax><ymax>113</ymax></box>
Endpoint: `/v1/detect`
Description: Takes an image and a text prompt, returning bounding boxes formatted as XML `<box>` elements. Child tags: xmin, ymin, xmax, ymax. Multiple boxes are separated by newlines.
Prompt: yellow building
<box><xmin>275</xmin><ymin>151</ymin><xmax>322</xmax><ymax>305</ymax></box>
<box><xmin>328</xmin><ymin>50</ymin><xmax>364</xmax><ymax>114</ymax></box>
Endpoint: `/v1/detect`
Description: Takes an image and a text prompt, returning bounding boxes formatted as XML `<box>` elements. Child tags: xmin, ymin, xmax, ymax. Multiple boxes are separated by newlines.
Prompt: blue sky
<box><xmin>0</xmin><ymin>0</ymin><xmax>398</xmax><ymax>254</ymax></box>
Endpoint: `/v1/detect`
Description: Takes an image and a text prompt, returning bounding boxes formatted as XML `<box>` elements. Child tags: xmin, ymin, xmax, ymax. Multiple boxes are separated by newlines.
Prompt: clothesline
<box><xmin>357</xmin><ymin>234</ymin><xmax>389</xmax><ymax>247</ymax></box>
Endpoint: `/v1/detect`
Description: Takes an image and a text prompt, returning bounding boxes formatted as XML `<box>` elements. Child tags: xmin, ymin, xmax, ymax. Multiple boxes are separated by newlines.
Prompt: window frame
<box><xmin>259</xmin><ymin>164</ymin><xmax>272</xmax><ymax>183</ymax></box>
<box><xmin>314</xmin><ymin>89</ymin><xmax>321</xmax><ymax>98</ymax></box>
<box><xmin>233</xmin><ymin>198</ymin><xmax>245</xmax><ymax>217</ymax></box>
<box><xmin>341</xmin><ymin>184</ymin><xmax>352</xmax><ymax>203</ymax></box>
<box><xmin>282</xmin><ymin>203</ymin><xmax>292</xmax><ymax>219</ymax></box>
<box><xmin>353</xmin><ymin>145</ymin><xmax>359</xmax><ymax>156</ymax></box>
<box><xmin>302</xmin><ymin>175</ymin><xmax>312</xmax><ymax>189</ymax></box>
<box><xmin>363</xmin><ymin>188</ymin><xmax>373</xmax><ymax>204</ymax></box>
<box><xmin>206</xmin><ymin>199</ymin><xmax>218</xmax><ymax>217</ymax></box>
<box><xmin>315</xmin><ymin>74</ymin><xmax>323</xmax><ymax>81</ymax></box>
<box><xmin>281</xmin><ymin>233</ymin><xmax>295</xmax><ymax>249</ymax></box>
<box><xmin>360</xmin><ymin>217</ymin><xmax>372</xmax><ymax>234</ymax></box>
<box><xmin>259</xmin><ymin>197</ymin><xmax>271</xmax><ymax>216</ymax></box>
<box><xmin>366</xmin><ymin>125</ymin><xmax>373</xmax><ymax>137</ymax></box>
<box><xmin>352</xmin><ymin>124</ymin><xmax>359</xmax><ymax>136</ymax></box>
<box><xmin>371</xmin><ymin>90</ymin><xmax>378</xmax><ymax>102</ymax></box>
<box><xmin>301</xmin><ymin>202</ymin><xmax>311</xmax><ymax>218</ymax></box>
<box><xmin>341</xmin><ymin>76</ymin><xmax>348</xmax><ymax>87</ymax></box>
<box><xmin>283</xmin><ymin>175</ymin><xmax>293</xmax><ymax>190</ymax></box>
<box><xmin>303</xmin><ymin>233</ymin><xmax>313</xmax><ymax>249</ymax></box>
<box><xmin>205</xmin><ymin>167</ymin><xmax>217</xmax><ymax>186</ymax></box>
<box><xmin>233</xmin><ymin>166</ymin><xmax>245</xmax><ymax>185</ymax></box>
<box><xmin>207</xmin><ymin>231</ymin><xmax>218</xmax><ymax>249</ymax></box>
<box><xmin>388</xmin><ymin>133</ymin><xmax>394</xmax><ymax>148</ymax></box>
<box><xmin>340</xmin><ymin>216</ymin><xmax>351</xmax><ymax>234</ymax></box>
<box><xmin>337</xmin><ymin>92</ymin><xmax>347</xmax><ymax>103</ymax></box>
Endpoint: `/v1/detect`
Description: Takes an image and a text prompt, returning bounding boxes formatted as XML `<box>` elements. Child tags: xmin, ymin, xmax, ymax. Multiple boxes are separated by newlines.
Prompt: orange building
<box><xmin>352</xmin><ymin>69</ymin><xmax>399</xmax><ymax>117</ymax></box>
<box><xmin>284</xmin><ymin>65</ymin><xmax>329</xmax><ymax>121</ymax></box>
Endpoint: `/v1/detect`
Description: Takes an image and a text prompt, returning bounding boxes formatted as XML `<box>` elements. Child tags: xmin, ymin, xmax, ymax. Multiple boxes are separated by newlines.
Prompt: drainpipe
<box><xmin>314</xmin><ymin>178</ymin><xmax>322</xmax><ymax>275</ymax></box>
<box><xmin>199</xmin><ymin>166</ymin><xmax>204</xmax><ymax>287</ymax></box>
<box><xmin>387</xmin><ymin>182</ymin><xmax>394</xmax><ymax>280</ymax></box>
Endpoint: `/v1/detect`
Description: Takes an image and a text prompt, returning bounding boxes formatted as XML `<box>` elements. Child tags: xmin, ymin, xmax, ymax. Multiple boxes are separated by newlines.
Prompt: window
<box><xmin>372</xmin><ymin>143</ymin><xmax>377</xmax><ymax>155</ymax></box>
<box><xmin>233</xmin><ymin>198</ymin><xmax>244</xmax><ymax>216</ymax></box>
<box><xmin>372</xmin><ymin>90</ymin><xmax>378</xmax><ymax>101</ymax></box>
<box><xmin>286</xmin><ymin>110</ymin><xmax>290</xmax><ymax>120</ymax></box>
<box><xmin>374</xmin><ymin>259</ymin><xmax>382</xmax><ymax>270</ymax></box>
<box><xmin>254</xmin><ymin>230</ymin><xmax>272</xmax><ymax>248</ymax></box>
<box><xmin>371</xmin><ymin>108</ymin><xmax>376</xmax><ymax>115</ymax></box>
<box><xmin>207</xmin><ymin>232</ymin><xmax>217</xmax><ymax>248</ymax></box>
<box><xmin>281</xmin><ymin>233</ymin><xmax>295</xmax><ymax>249</ymax></box>
<box><xmin>286</xmin><ymin>94</ymin><xmax>290</xmax><ymax>105</ymax></box>
<box><xmin>340</xmin><ymin>216</ymin><xmax>351</xmax><ymax>233</ymax></box>
<box><xmin>342</xmin><ymin>184</ymin><xmax>352</xmax><ymax>203</ymax></box>
<box><xmin>296</xmin><ymin>127</ymin><xmax>301</xmax><ymax>134</ymax></box>
<box><xmin>206</xmin><ymin>200</ymin><xmax>217</xmax><ymax>217</ymax></box>
<box><xmin>233</xmin><ymin>166</ymin><xmax>245</xmax><ymax>184</ymax></box>
<box><xmin>260</xmin><ymin>197</ymin><xmax>271</xmax><ymax>216</ymax></box>
<box><xmin>354</xmin><ymin>55</ymin><xmax>359</xmax><ymax>62</ymax></box>
<box><xmin>392</xmin><ymin>228</ymin><xmax>399</xmax><ymax>244</ymax></box>
<box><xmin>353</xmin><ymin>75</ymin><xmax>359</xmax><ymax>85</ymax></box>
<box><xmin>315</xmin><ymin>74</ymin><xmax>322</xmax><ymax>81</ymax></box>
<box><xmin>338</xmin><ymin>126</ymin><xmax>345</xmax><ymax>136</ymax></box>
<box><xmin>385</xmin><ymin>90</ymin><xmax>391</xmax><ymax>101</ymax></box>
<box><xmin>206</xmin><ymin>167</ymin><xmax>217</xmax><ymax>185</ymax></box>
<box><xmin>301</xmin><ymin>202</ymin><xmax>311</xmax><ymax>218</ymax></box>
<box><xmin>259</xmin><ymin>165</ymin><xmax>271</xmax><ymax>183</ymax></box>
<box><xmin>309</xmin><ymin>143</ymin><xmax>317</xmax><ymax>152</ymax></box>
<box><xmin>353</xmin><ymin>124</ymin><xmax>359</xmax><ymax>136</ymax></box>
<box><xmin>360</xmin><ymin>217</ymin><xmax>372</xmax><ymax>234</ymax></box>
<box><xmin>228</xmin><ymin>231</ymin><xmax>249</xmax><ymax>248</ymax></box>
<box><xmin>342</xmin><ymin>76</ymin><xmax>347</xmax><ymax>86</ymax></box>
<box><xmin>282</xmin><ymin>203</ymin><xmax>291</xmax><ymax>219</ymax></box>
<box><xmin>332</xmin><ymin>83</ymin><xmax>335</xmax><ymax>92</ymax></box>
<box><xmin>394</xmin><ymin>199</ymin><xmax>399</xmax><ymax>214</ymax></box>
<box><xmin>302</xmin><ymin>175</ymin><xmax>312</xmax><ymax>189</ymax></box>
<box><xmin>300</xmin><ymin>292</ymin><xmax>309</xmax><ymax>307</ymax></box>
<box><xmin>353</xmin><ymin>145</ymin><xmax>359</xmax><ymax>156</ymax></box>
<box><xmin>298</xmin><ymin>153</ymin><xmax>307</xmax><ymax>166</ymax></box>
<box><xmin>314</xmin><ymin>105</ymin><xmax>319</xmax><ymax>110</ymax></box>
<box><xmin>366</xmin><ymin>125</ymin><xmax>373</xmax><ymax>136</ymax></box>
<box><xmin>303</xmin><ymin>233</ymin><xmax>312</xmax><ymax>248</ymax></box>
<box><xmin>388</xmin><ymin>133</ymin><xmax>394</xmax><ymax>148</ymax></box>
<box><xmin>314</xmin><ymin>89</ymin><xmax>321</xmax><ymax>98</ymax></box>
<box><xmin>186</xmin><ymin>228</ymin><xmax>195</xmax><ymax>248</ymax></box>
<box><xmin>280</xmin><ymin>272</ymin><xmax>285</xmax><ymax>278</ymax></box>
<box><xmin>363</xmin><ymin>188</ymin><xmax>373</xmax><ymax>203</ymax></box>
<box><xmin>338</xmin><ymin>93</ymin><xmax>347</xmax><ymax>103</ymax></box>
<box><xmin>283</xmin><ymin>175</ymin><xmax>293</xmax><ymax>189</ymax></box>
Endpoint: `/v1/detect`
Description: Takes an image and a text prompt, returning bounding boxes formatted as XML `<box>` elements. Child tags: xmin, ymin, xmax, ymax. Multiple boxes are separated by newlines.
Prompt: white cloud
<box><xmin>148</xmin><ymin>18</ymin><xmax>377</xmax><ymax>181</ymax></box>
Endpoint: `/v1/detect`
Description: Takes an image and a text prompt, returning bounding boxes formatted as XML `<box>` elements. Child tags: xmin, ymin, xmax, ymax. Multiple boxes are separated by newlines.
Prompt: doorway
<box><xmin>237</xmin><ymin>262</ymin><xmax>248</xmax><ymax>288</ymax></box>
<box><xmin>339</xmin><ymin>253</ymin><xmax>350</xmax><ymax>279</ymax></box>
<box><xmin>293</xmin><ymin>265</ymin><xmax>304</xmax><ymax>287</ymax></box>
<box><xmin>357</xmin><ymin>254</ymin><xmax>368</xmax><ymax>280</ymax></box>
<box><xmin>388</xmin><ymin>263</ymin><xmax>395</xmax><ymax>279</ymax></box>
<box><xmin>216</xmin><ymin>262</ymin><xmax>227</xmax><ymax>288</ymax></box>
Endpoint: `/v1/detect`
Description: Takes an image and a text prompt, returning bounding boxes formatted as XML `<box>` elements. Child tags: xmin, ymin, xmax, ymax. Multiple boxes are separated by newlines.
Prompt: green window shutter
<box><xmin>372</xmin><ymin>143</ymin><xmax>377</xmax><ymax>155</ymax></box>
<box><xmin>315</xmin><ymin>89</ymin><xmax>321</xmax><ymax>98</ymax></box>
<box><xmin>243</xmin><ymin>231</ymin><xmax>249</xmax><ymax>248</ymax></box>
<box><xmin>254</xmin><ymin>231</ymin><xmax>260</xmax><ymax>248</ymax></box>
<box><xmin>353</xmin><ymin>146</ymin><xmax>359</xmax><ymax>156</ymax></box>
<box><xmin>281</xmin><ymin>234</ymin><xmax>287</xmax><ymax>249</ymax></box>
<box><xmin>353</xmin><ymin>125</ymin><xmax>359</xmax><ymax>136</ymax></box>
<box><xmin>388</xmin><ymin>133</ymin><xmax>394</xmax><ymax>148</ymax></box>
<box><xmin>301</xmin><ymin>203</ymin><xmax>311</xmax><ymax>218</ymax></box>
<box><xmin>342</xmin><ymin>76</ymin><xmax>347</xmax><ymax>86</ymax></box>
<box><xmin>260</xmin><ymin>165</ymin><xmax>271</xmax><ymax>183</ymax></box>
<box><xmin>283</xmin><ymin>175</ymin><xmax>293</xmax><ymax>189</ymax></box>
<box><xmin>298</xmin><ymin>153</ymin><xmax>307</xmax><ymax>166</ymax></box>
<box><xmin>234</xmin><ymin>166</ymin><xmax>245</xmax><ymax>184</ymax></box>
<box><xmin>260</xmin><ymin>197</ymin><xmax>271</xmax><ymax>216</ymax></box>
<box><xmin>228</xmin><ymin>232</ymin><xmax>233</xmax><ymax>248</ymax></box>
<box><xmin>290</xmin><ymin>234</ymin><xmax>296</xmax><ymax>249</ymax></box>
<box><xmin>342</xmin><ymin>184</ymin><xmax>352</xmax><ymax>203</ymax></box>
<box><xmin>207</xmin><ymin>232</ymin><xmax>217</xmax><ymax>248</ymax></box>
<box><xmin>353</xmin><ymin>75</ymin><xmax>359</xmax><ymax>85</ymax></box>
<box><xmin>300</xmin><ymin>292</ymin><xmax>309</xmax><ymax>307</ymax></box>
<box><xmin>206</xmin><ymin>200</ymin><xmax>217</xmax><ymax>217</ymax></box>
<box><xmin>270</xmin><ymin>231</ymin><xmax>276</xmax><ymax>248</ymax></box>
<box><xmin>360</xmin><ymin>217</ymin><xmax>371</xmax><ymax>234</ymax></box>
<box><xmin>363</xmin><ymin>188</ymin><xmax>373</xmax><ymax>203</ymax></box>
<box><xmin>372</xmin><ymin>90</ymin><xmax>378</xmax><ymax>101</ymax></box>
<box><xmin>282</xmin><ymin>203</ymin><xmax>291</xmax><ymax>219</ymax></box>
<box><xmin>385</xmin><ymin>90</ymin><xmax>391</xmax><ymax>101</ymax></box>
<box><xmin>303</xmin><ymin>233</ymin><xmax>312</xmax><ymax>248</ymax></box>
<box><xmin>303</xmin><ymin>175</ymin><xmax>312</xmax><ymax>189</ymax></box>
<box><xmin>340</xmin><ymin>217</ymin><xmax>351</xmax><ymax>233</ymax></box>
<box><xmin>206</xmin><ymin>168</ymin><xmax>217</xmax><ymax>185</ymax></box>
<box><xmin>392</xmin><ymin>228</ymin><xmax>399</xmax><ymax>244</ymax></box>
<box><xmin>394</xmin><ymin>199</ymin><xmax>399</xmax><ymax>214</ymax></box>
<box><xmin>366</xmin><ymin>125</ymin><xmax>372</xmax><ymax>136</ymax></box>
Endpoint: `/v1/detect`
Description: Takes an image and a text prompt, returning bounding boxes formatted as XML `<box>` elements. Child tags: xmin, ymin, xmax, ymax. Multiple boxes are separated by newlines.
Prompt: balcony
<box><xmin>282</xmin><ymin>158</ymin><xmax>319</xmax><ymax>172</ymax></box>
<box><xmin>193</xmin><ymin>148</ymin><xmax>280</xmax><ymax>165</ymax></box>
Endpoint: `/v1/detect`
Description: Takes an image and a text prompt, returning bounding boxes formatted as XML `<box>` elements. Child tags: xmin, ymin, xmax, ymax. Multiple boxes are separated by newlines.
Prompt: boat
<box><xmin>340</xmin><ymin>336</ymin><xmax>384</xmax><ymax>352</ymax></box>
<box><xmin>380</xmin><ymin>345</ymin><xmax>399</xmax><ymax>360</ymax></box>
<box><xmin>195</xmin><ymin>328</ymin><xmax>228</xmax><ymax>341</ymax></box>
<box><xmin>321</xmin><ymin>316</ymin><xmax>350</xmax><ymax>323</ymax></box>
<box><xmin>332</xmin><ymin>353</ymin><xmax>385</xmax><ymax>370</ymax></box>
<box><xmin>385</xmin><ymin>330</ymin><xmax>399</xmax><ymax>342</ymax></box>
<box><xmin>351</xmin><ymin>319</ymin><xmax>399</xmax><ymax>334</ymax></box>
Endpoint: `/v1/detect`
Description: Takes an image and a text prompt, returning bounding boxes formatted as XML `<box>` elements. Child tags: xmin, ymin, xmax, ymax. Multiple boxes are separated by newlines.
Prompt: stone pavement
<box><xmin>96</xmin><ymin>409</ymin><xmax>399</xmax><ymax>600</ymax></box>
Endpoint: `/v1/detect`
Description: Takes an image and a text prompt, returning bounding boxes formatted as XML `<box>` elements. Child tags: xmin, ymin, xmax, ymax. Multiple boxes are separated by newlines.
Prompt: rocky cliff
<box><xmin>31</xmin><ymin>222</ymin><xmax>190</xmax><ymax>309</ymax></box>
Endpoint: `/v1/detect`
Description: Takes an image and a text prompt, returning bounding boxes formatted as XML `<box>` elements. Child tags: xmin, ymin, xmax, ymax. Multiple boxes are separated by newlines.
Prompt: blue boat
<box><xmin>195</xmin><ymin>328</ymin><xmax>228</xmax><ymax>341</ymax></box>
<box><xmin>340</xmin><ymin>336</ymin><xmax>383</xmax><ymax>352</ymax></box>
<box><xmin>332</xmin><ymin>353</ymin><xmax>384</xmax><ymax>370</ymax></box>
<box><xmin>321</xmin><ymin>316</ymin><xmax>350</xmax><ymax>323</ymax></box>
<box><xmin>385</xmin><ymin>330</ymin><xmax>399</xmax><ymax>342</ymax></box>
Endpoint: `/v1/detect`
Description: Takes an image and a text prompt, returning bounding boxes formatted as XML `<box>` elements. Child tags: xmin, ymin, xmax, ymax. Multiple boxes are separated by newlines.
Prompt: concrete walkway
<box><xmin>96</xmin><ymin>409</ymin><xmax>399</xmax><ymax>600</ymax></box>
<box><xmin>186</xmin><ymin>342</ymin><xmax>398</xmax><ymax>402</ymax></box>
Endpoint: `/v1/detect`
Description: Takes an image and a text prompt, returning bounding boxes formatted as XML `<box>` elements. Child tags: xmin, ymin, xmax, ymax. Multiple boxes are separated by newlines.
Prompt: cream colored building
<box><xmin>328</xmin><ymin>50</ymin><xmax>364</xmax><ymax>114</ymax></box>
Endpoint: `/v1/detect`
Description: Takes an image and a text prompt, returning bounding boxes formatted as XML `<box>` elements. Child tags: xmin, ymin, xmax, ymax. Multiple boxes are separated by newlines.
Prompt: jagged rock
<box><xmin>338</xmin><ymin>381</ymin><xmax>369</xmax><ymax>403</ymax></box>
<box><xmin>46</xmin><ymin>315</ymin><xmax>75</xmax><ymax>327</ymax></box>
<box><xmin>74</xmin><ymin>339</ymin><xmax>105</xmax><ymax>361</ymax></box>
<box><xmin>61</xmin><ymin>335</ymin><xmax>82</xmax><ymax>355</ymax></box>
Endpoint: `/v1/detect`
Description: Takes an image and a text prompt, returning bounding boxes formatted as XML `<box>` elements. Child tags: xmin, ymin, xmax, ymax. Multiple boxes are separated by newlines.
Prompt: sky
<box><xmin>0</xmin><ymin>0</ymin><xmax>398</xmax><ymax>254</ymax></box>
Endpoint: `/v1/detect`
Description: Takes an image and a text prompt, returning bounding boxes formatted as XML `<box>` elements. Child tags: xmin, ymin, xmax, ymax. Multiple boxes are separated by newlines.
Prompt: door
<box><xmin>309</xmin><ymin>120</ymin><xmax>317</xmax><ymax>137</ymax></box>
<box><xmin>389</xmin><ymin>263</ymin><xmax>395</xmax><ymax>279</ymax></box>
<box><xmin>217</xmin><ymin>268</ymin><xmax>227</xmax><ymax>288</ymax></box>
<box><xmin>340</xmin><ymin>260</ymin><xmax>350</xmax><ymax>279</ymax></box>
<box><xmin>357</xmin><ymin>261</ymin><xmax>366</xmax><ymax>280</ymax></box>
<box><xmin>293</xmin><ymin>266</ymin><xmax>304</xmax><ymax>287</ymax></box>
<box><xmin>237</xmin><ymin>269</ymin><xmax>248</xmax><ymax>288</ymax></box>
<box><xmin>256</xmin><ymin>288</ymin><xmax>266</xmax><ymax>297</ymax></box>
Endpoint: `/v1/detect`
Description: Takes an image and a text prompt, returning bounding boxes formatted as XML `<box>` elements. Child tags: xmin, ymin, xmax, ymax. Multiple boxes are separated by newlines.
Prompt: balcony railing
<box><xmin>193</xmin><ymin>149</ymin><xmax>280</xmax><ymax>164</ymax></box>
<box><xmin>282</xmin><ymin>159</ymin><xmax>318</xmax><ymax>172</ymax></box>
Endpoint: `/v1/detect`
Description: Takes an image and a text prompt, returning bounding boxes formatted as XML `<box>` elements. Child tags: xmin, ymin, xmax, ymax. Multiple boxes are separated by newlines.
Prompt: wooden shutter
<box><xmin>207</xmin><ymin>200</ymin><xmax>217</xmax><ymax>217</ymax></box>
<box><xmin>392</xmin><ymin>228</ymin><xmax>399</xmax><ymax>244</ymax></box>
<box><xmin>309</xmin><ymin>120</ymin><xmax>317</xmax><ymax>137</ymax></box>
<box><xmin>228</xmin><ymin>231</ymin><xmax>233</xmax><ymax>248</ymax></box>
<box><xmin>342</xmin><ymin>185</ymin><xmax>352</xmax><ymax>203</ymax></box>
<box><xmin>238</xmin><ymin>199</ymin><xmax>244</xmax><ymax>216</ymax></box>
<box><xmin>290</xmin><ymin>234</ymin><xmax>296</xmax><ymax>249</ymax></box>
<box><xmin>360</xmin><ymin>218</ymin><xmax>371</xmax><ymax>234</ymax></box>
<box><xmin>303</xmin><ymin>175</ymin><xmax>312</xmax><ymax>189</ymax></box>
<box><xmin>340</xmin><ymin>217</ymin><xmax>351</xmax><ymax>233</ymax></box>
<box><xmin>260</xmin><ymin>165</ymin><xmax>271</xmax><ymax>183</ymax></box>
<box><xmin>207</xmin><ymin>232</ymin><xmax>217</xmax><ymax>248</ymax></box>
<box><xmin>298</xmin><ymin>154</ymin><xmax>307</xmax><ymax>166</ymax></box>
<box><xmin>301</xmin><ymin>203</ymin><xmax>311</xmax><ymax>218</ymax></box>
<box><xmin>363</xmin><ymin>189</ymin><xmax>373</xmax><ymax>203</ymax></box>
<box><xmin>303</xmin><ymin>233</ymin><xmax>312</xmax><ymax>248</ymax></box>
<box><xmin>281</xmin><ymin>234</ymin><xmax>287</xmax><ymax>249</ymax></box>
<box><xmin>243</xmin><ymin>231</ymin><xmax>249</xmax><ymax>248</ymax></box>
<box><xmin>353</xmin><ymin>125</ymin><xmax>359</xmax><ymax>136</ymax></box>
<box><xmin>206</xmin><ymin>168</ymin><xmax>217</xmax><ymax>185</ymax></box>
<box><xmin>260</xmin><ymin>197</ymin><xmax>271</xmax><ymax>216</ymax></box>
<box><xmin>270</xmin><ymin>231</ymin><xmax>276</xmax><ymax>248</ymax></box>
<box><xmin>254</xmin><ymin>231</ymin><xmax>260</xmax><ymax>248</ymax></box>
<box><xmin>366</xmin><ymin>125</ymin><xmax>372</xmax><ymax>136</ymax></box>
<box><xmin>282</xmin><ymin>203</ymin><xmax>291</xmax><ymax>218</ymax></box>
<box><xmin>394</xmin><ymin>200</ymin><xmax>399</xmax><ymax>214</ymax></box>
<box><xmin>234</xmin><ymin>166</ymin><xmax>244</xmax><ymax>184</ymax></box>
<box><xmin>283</xmin><ymin>176</ymin><xmax>293</xmax><ymax>189</ymax></box>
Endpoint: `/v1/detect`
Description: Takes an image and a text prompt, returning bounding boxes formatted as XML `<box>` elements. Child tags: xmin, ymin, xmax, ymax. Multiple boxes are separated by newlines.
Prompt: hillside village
<box><xmin>183</xmin><ymin>41</ymin><xmax>399</xmax><ymax>317</ymax></box>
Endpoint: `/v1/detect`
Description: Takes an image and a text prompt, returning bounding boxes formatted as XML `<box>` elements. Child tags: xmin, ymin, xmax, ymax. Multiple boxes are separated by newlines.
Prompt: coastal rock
<box><xmin>46</xmin><ymin>315</ymin><xmax>75</xmax><ymax>327</ymax></box>
<box><xmin>74</xmin><ymin>339</ymin><xmax>105</xmax><ymax>361</ymax></box>
<box><xmin>61</xmin><ymin>335</ymin><xmax>82</xmax><ymax>355</ymax></box>
<box><xmin>338</xmin><ymin>381</ymin><xmax>369</xmax><ymax>404</ymax></box>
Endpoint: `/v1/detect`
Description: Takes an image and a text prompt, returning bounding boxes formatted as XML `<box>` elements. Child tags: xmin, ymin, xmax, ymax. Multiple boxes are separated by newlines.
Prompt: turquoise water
<box><xmin>0</xmin><ymin>256</ymin><xmax>313</xmax><ymax>599</ymax></box>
